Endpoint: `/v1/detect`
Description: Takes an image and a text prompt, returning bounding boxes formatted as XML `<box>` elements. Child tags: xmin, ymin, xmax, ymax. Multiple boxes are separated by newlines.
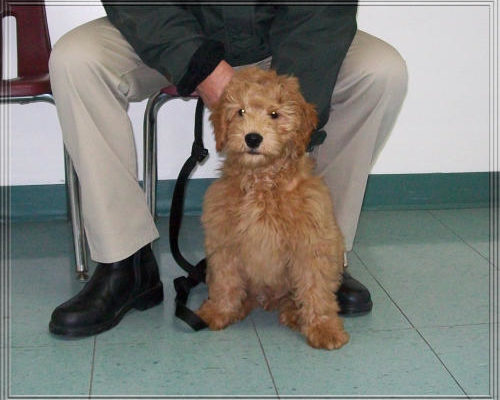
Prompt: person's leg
<box><xmin>49</xmin><ymin>17</ymin><xmax>170</xmax><ymax>263</ymax></box>
<box><xmin>48</xmin><ymin>17</ymin><xmax>170</xmax><ymax>337</ymax></box>
<box><xmin>316</xmin><ymin>30</ymin><xmax>408</xmax><ymax>313</ymax></box>
<box><xmin>318</xmin><ymin>30</ymin><xmax>408</xmax><ymax>252</ymax></box>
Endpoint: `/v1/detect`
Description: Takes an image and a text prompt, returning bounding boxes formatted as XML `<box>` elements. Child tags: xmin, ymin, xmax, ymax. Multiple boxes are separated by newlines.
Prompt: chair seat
<box><xmin>0</xmin><ymin>73</ymin><xmax>51</xmax><ymax>97</ymax></box>
<box><xmin>160</xmin><ymin>86</ymin><xmax>198</xmax><ymax>98</ymax></box>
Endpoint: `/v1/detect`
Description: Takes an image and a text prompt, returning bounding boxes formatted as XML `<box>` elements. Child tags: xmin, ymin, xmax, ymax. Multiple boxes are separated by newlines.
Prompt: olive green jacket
<box><xmin>103</xmin><ymin>4</ymin><xmax>357</xmax><ymax>128</ymax></box>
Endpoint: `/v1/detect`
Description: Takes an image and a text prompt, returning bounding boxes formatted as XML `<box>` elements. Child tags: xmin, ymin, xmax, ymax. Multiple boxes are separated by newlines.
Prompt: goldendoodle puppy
<box><xmin>198</xmin><ymin>67</ymin><xmax>349</xmax><ymax>350</ymax></box>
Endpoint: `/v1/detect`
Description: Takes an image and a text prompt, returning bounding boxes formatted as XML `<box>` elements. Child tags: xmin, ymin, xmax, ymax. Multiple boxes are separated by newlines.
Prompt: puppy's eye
<box><xmin>238</xmin><ymin>109</ymin><xmax>246</xmax><ymax>117</ymax></box>
<box><xmin>270</xmin><ymin>111</ymin><xmax>279</xmax><ymax>119</ymax></box>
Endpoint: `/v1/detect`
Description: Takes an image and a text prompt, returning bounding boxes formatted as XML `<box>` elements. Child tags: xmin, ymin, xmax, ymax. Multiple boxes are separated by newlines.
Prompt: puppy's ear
<box><xmin>278</xmin><ymin>74</ymin><xmax>301</xmax><ymax>97</ymax></box>
<box><xmin>292</xmin><ymin>101</ymin><xmax>318</xmax><ymax>155</ymax></box>
<box><xmin>279</xmin><ymin>74</ymin><xmax>318</xmax><ymax>154</ymax></box>
<box><xmin>209</xmin><ymin>98</ymin><xmax>229</xmax><ymax>152</ymax></box>
<box><xmin>279</xmin><ymin>75</ymin><xmax>317</xmax><ymax>131</ymax></box>
<box><xmin>302</xmin><ymin>101</ymin><xmax>318</xmax><ymax>140</ymax></box>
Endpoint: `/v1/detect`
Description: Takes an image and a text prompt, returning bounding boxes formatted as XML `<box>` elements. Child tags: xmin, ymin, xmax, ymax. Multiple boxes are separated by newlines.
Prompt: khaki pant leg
<box><xmin>316</xmin><ymin>30</ymin><xmax>409</xmax><ymax>252</ymax></box>
<box><xmin>49</xmin><ymin>17</ymin><xmax>170</xmax><ymax>263</ymax></box>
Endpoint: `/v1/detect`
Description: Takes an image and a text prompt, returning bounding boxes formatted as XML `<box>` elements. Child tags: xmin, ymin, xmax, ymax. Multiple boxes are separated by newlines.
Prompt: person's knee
<box><xmin>49</xmin><ymin>22</ymin><xmax>109</xmax><ymax>83</ymax></box>
<box><xmin>365</xmin><ymin>39</ymin><xmax>408</xmax><ymax>98</ymax></box>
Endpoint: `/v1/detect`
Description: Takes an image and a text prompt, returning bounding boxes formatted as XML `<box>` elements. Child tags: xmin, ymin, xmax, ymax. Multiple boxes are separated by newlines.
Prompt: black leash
<box><xmin>170</xmin><ymin>98</ymin><xmax>209</xmax><ymax>331</ymax></box>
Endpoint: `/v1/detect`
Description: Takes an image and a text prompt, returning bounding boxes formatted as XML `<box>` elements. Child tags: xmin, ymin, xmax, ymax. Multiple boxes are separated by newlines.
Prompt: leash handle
<box><xmin>169</xmin><ymin>98</ymin><xmax>209</xmax><ymax>331</ymax></box>
<box><xmin>174</xmin><ymin>259</ymin><xmax>208</xmax><ymax>331</ymax></box>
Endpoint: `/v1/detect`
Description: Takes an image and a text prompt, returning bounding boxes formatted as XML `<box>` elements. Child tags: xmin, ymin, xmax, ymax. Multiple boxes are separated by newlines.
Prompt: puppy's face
<box><xmin>210</xmin><ymin>68</ymin><xmax>318</xmax><ymax>167</ymax></box>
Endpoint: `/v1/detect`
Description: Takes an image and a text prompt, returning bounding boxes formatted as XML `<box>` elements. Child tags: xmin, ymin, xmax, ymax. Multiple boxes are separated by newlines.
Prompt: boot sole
<box><xmin>49</xmin><ymin>282</ymin><xmax>164</xmax><ymax>338</ymax></box>
<box><xmin>339</xmin><ymin>299</ymin><xmax>373</xmax><ymax>317</ymax></box>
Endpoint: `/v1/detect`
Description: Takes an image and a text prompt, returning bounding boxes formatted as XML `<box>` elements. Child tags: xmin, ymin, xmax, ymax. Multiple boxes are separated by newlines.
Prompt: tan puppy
<box><xmin>198</xmin><ymin>67</ymin><xmax>349</xmax><ymax>350</ymax></box>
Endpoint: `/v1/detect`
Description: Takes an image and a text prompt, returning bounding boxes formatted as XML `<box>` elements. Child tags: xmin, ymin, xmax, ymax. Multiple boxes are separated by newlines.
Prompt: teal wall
<box><xmin>5</xmin><ymin>173</ymin><xmax>490</xmax><ymax>221</ymax></box>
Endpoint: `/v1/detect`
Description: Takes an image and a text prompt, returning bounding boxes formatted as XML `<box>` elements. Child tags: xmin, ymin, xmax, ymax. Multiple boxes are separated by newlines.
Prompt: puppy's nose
<box><xmin>245</xmin><ymin>133</ymin><xmax>263</xmax><ymax>149</ymax></box>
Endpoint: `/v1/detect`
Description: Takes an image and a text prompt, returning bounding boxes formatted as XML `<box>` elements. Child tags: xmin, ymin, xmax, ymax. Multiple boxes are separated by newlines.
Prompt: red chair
<box><xmin>0</xmin><ymin>0</ymin><xmax>88</xmax><ymax>280</ymax></box>
<box><xmin>143</xmin><ymin>87</ymin><xmax>199</xmax><ymax>216</ymax></box>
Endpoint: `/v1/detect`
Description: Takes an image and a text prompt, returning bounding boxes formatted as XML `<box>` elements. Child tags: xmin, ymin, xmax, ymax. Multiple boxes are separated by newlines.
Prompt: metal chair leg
<box><xmin>47</xmin><ymin>92</ymin><xmax>88</xmax><ymax>281</ymax></box>
<box><xmin>143</xmin><ymin>92</ymin><xmax>170</xmax><ymax>218</ymax></box>
<box><xmin>1</xmin><ymin>94</ymin><xmax>89</xmax><ymax>280</ymax></box>
<box><xmin>63</xmin><ymin>143</ymin><xmax>73</xmax><ymax>224</ymax></box>
<box><xmin>64</xmin><ymin>149</ymin><xmax>88</xmax><ymax>281</ymax></box>
<box><xmin>48</xmin><ymin>94</ymin><xmax>88</xmax><ymax>280</ymax></box>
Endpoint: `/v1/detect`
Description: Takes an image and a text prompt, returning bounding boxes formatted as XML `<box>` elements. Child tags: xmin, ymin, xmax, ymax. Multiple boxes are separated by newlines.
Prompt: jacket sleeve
<box><xmin>269</xmin><ymin>5</ymin><xmax>357</xmax><ymax>128</ymax></box>
<box><xmin>103</xmin><ymin>4</ymin><xmax>225</xmax><ymax>95</ymax></box>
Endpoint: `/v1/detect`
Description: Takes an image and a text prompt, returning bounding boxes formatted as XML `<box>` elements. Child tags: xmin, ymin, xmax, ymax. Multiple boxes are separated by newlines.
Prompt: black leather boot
<box><xmin>49</xmin><ymin>245</ymin><xmax>164</xmax><ymax>337</ymax></box>
<box><xmin>337</xmin><ymin>271</ymin><xmax>373</xmax><ymax>316</ymax></box>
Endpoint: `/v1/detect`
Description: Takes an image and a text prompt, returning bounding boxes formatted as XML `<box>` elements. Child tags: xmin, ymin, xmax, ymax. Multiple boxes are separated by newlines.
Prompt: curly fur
<box><xmin>197</xmin><ymin>67</ymin><xmax>349</xmax><ymax>350</ymax></box>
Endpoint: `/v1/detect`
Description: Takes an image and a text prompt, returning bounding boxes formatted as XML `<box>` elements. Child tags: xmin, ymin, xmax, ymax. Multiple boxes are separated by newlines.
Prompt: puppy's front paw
<box><xmin>196</xmin><ymin>300</ymin><xmax>233</xmax><ymax>331</ymax></box>
<box><xmin>305</xmin><ymin>318</ymin><xmax>349</xmax><ymax>350</ymax></box>
<box><xmin>279</xmin><ymin>308</ymin><xmax>301</xmax><ymax>331</ymax></box>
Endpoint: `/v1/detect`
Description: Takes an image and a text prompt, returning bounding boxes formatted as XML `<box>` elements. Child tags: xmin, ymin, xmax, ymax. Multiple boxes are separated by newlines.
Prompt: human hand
<box><xmin>196</xmin><ymin>60</ymin><xmax>234</xmax><ymax>110</ymax></box>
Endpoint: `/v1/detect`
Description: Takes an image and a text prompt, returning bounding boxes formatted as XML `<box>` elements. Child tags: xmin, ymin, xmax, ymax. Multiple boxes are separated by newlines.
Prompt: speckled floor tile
<box><xmin>353</xmin><ymin>210</ymin><xmax>490</xmax><ymax>328</ymax></box>
<box><xmin>429</xmin><ymin>208</ymin><xmax>490</xmax><ymax>260</ymax></box>
<box><xmin>10</xmin><ymin>220</ymin><xmax>75</xmax><ymax>259</ymax></box>
<box><xmin>354</xmin><ymin>210</ymin><xmax>451</xmax><ymax>246</ymax></box>
<box><xmin>91</xmin><ymin>327</ymin><xmax>276</xmax><ymax>396</ymax></box>
<box><xmin>355</xmin><ymin>242</ymin><xmax>489</xmax><ymax>328</ymax></box>
<box><xmin>9</xmin><ymin>342</ymin><xmax>94</xmax><ymax>396</ymax></box>
<box><xmin>255</xmin><ymin>327</ymin><xmax>463</xmax><ymax>396</ymax></box>
<box><xmin>420</xmin><ymin>324</ymin><xmax>490</xmax><ymax>396</ymax></box>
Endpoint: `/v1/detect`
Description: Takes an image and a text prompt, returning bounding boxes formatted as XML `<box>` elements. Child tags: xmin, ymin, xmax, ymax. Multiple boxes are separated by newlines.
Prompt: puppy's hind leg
<box><xmin>278</xmin><ymin>296</ymin><xmax>301</xmax><ymax>331</ymax></box>
<box><xmin>196</xmin><ymin>248</ymin><xmax>247</xmax><ymax>330</ymax></box>
<box><xmin>291</xmin><ymin>253</ymin><xmax>349</xmax><ymax>350</ymax></box>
